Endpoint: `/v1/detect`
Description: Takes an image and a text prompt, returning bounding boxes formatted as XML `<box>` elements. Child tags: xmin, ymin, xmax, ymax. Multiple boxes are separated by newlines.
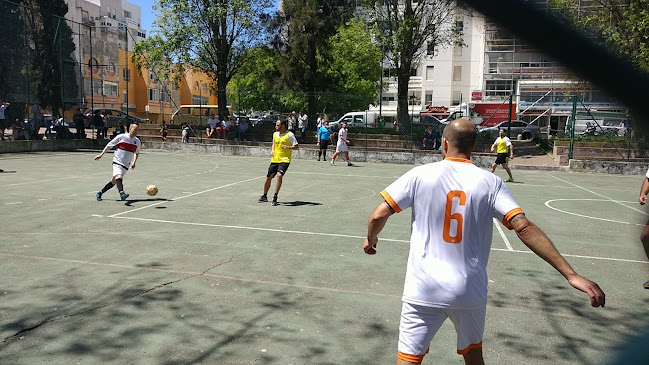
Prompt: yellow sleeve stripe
<box><xmin>380</xmin><ymin>190</ymin><xmax>402</xmax><ymax>213</ymax></box>
<box><xmin>503</xmin><ymin>208</ymin><xmax>524</xmax><ymax>230</ymax></box>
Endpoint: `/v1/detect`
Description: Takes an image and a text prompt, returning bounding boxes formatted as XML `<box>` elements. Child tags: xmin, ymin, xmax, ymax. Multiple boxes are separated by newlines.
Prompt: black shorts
<box><xmin>495</xmin><ymin>153</ymin><xmax>509</xmax><ymax>165</ymax></box>
<box><xmin>319</xmin><ymin>139</ymin><xmax>329</xmax><ymax>149</ymax></box>
<box><xmin>267</xmin><ymin>162</ymin><xmax>290</xmax><ymax>177</ymax></box>
<box><xmin>0</xmin><ymin>118</ymin><xmax>6</xmax><ymax>130</ymax></box>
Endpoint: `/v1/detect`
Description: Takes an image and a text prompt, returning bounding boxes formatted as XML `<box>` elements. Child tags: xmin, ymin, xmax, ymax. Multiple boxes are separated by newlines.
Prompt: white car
<box><xmin>479</xmin><ymin>120</ymin><xmax>541</xmax><ymax>140</ymax></box>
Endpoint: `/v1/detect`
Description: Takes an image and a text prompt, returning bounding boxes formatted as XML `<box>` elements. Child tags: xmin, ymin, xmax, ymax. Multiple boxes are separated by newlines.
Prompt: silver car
<box><xmin>480</xmin><ymin>120</ymin><xmax>540</xmax><ymax>140</ymax></box>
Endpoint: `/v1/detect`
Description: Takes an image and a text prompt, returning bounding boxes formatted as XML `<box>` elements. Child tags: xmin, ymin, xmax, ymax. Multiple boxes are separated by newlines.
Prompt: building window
<box><xmin>88</xmin><ymin>58</ymin><xmax>99</xmax><ymax>74</ymax></box>
<box><xmin>193</xmin><ymin>81</ymin><xmax>199</xmax><ymax>91</ymax></box>
<box><xmin>123</xmin><ymin>91</ymin><xmax>127</xmax><ymax>103</ymax></box>
<box><xmin>427</xmin><ymin>41</ymin><xmax>435</xmax><ymax>56</ymax></box>
<box><xmin>107</xmin><ymin>62</ymin><xmax>116</xmax><ymax>76</ymax></box>
<box><xmin>149</xmin><ymin>72</ymin><xmax>156</xmax><ymax>82</ymax></box>
<box><xmin>81</xmin><ymin>10</ymin><xmax>89</xmax><ymax>22</ymax></box>
<box><xmin>122</xmin><ymin>68</ymin><xmax>130</xmax><ymax>81</ymax></box>
<box><xmin>454</xmin><ymin>46</ymin><xmax>463</xmax><ymax>57</ymax></box>
<box><xmin>104</xmin><ymin>82</ymin><xmax>118</xmax><ymax>96</ymax></box>
<box><xmin>453</xmin><ymin>66</ymin><xmax>462</xmax><ymax>82</ymax></box>
<box><xmin>192</xmin><ymin>95</ymin><xmax>209</xmax><ymax>105</ymax></box>
<box><xmin>202</xmin><ymin>83</ymin><xmax>208</xmax><ymax>93</ymax></box>
<box><xmin>426</xmin><ymin>66</ymin><xmax>434</xmax><ymax>80</ymax></box>
<box><xmin>161</xmin><ymin>92</ymin><xmax>171</xmax><ymax>102</ymax></box>
<box><xmin>124</xmin><ymin>10</ymin><xmax>131</xmax><ymax>19</ymax></box>
<box><xmin>452</xmin><ymin>91</ymin><xmax>462</xmax><ymax>105</ymax></box>
<box><xmin>148</xmin><ymin>88</ymin><xmax>160</xmax><ymax>102</ymax></box>
<box><xmin>425</xmin><ymin>92</ymin><xmax>433</xmax><ymax>105</ymax></box>
<box><xmin>410</xmin><ymin>68</ymin><xmax>418</xmax><ymax>77</ymax></box>
<box><xmin>93</xmin><ymin>79</ymin><xmax>103</xmax><ymax>95</ymax></box>
<box><xmin>455</xmin><ymin>20</ymin><xmax>464</xmax><ymax>32</ymax></box>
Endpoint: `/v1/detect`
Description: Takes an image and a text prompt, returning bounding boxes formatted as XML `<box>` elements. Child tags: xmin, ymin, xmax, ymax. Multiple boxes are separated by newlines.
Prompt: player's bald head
<box><xmin>442</xmin><ymin>119</ymin><xmax>476</xmax><ymax>155</ymax></box>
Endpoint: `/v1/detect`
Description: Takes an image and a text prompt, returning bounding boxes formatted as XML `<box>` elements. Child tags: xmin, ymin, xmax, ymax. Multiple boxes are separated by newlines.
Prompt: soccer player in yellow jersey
<box><xmin>490</xmin><ymin>128</ymin><xmax>514</xmax><ymax>182</ymax></box>
<box><xmin>363</xmin><ymin>119</ymin><xmax>605</xmax><ymax>365</ymax></box>
<box><xmin>259</xmin><ymin>118</ymin><xmax>299</xmax><ymax>206</ymax></box>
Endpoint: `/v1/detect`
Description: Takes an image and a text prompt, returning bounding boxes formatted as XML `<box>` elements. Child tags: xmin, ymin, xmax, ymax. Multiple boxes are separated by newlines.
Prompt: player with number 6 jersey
<box><xmin>380</xmin><ymin>158</ymin><xmax>521</xmax><ymax>309</ymax></box>
<box><xmin>363</xmin><ymin>119</ymin><xmax>605</xmax><ymax>365</ymax></box>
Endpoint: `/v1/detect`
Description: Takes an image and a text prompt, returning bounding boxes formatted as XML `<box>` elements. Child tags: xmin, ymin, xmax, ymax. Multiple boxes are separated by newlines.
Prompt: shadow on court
<box><xmin>124</xmin><ymin>198</ymin><xmax>170</xmax><ymax>206</ymax></box>
<box><xmin>488</xmin><ymin>266</ymin><xmax>649</xmax><ymax>364</ymax></box>
<box><xmin>277</xmin><ymin>200</ymin><xmax>323</xmax><ymax>207</ymax></box>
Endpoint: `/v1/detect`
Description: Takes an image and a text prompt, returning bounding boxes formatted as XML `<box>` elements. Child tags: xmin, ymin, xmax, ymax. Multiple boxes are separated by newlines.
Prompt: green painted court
<box><xmin>0</xmin><ymin>150</ymin><xmax>647</xmax><ymax>364</ymax></box>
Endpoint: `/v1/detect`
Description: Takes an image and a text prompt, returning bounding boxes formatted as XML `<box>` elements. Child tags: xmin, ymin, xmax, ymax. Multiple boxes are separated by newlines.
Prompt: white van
<box><xmin>330</xmin><ymin>111</ymin><xmax>379</xmax><ymax>129</ymax></box>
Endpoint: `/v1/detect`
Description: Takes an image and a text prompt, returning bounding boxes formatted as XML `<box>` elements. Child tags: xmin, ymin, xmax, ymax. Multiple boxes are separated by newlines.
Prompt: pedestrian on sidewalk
<box><xmin>490</xmin><ymin>128</ymin><xmax>514</xmax><ymax>182</ymax></box>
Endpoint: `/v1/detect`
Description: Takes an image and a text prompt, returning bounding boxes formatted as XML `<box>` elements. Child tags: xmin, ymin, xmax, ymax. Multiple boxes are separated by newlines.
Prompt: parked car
<box><xmin>83</xmin><ymin>108</ymin><xmax>144</xmax><ymax>128</ymax></box>
<box><xmin>252</xmin><ymin>114</ymin><xmax>289</xmax><ymax>127</ymax></box>
<box><xmin>479</xmin><ymin>120</ymin><xmax>540</xmax><ymax>140</ymax></box>
<box><xmin>330</xmin><ymin>111</ymin><xmax>379</xmax><ymax>130</ymax></box>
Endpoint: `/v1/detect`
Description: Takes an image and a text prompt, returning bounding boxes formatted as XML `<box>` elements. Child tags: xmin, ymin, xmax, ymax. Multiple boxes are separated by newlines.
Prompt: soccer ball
<box><xmin>146</xmin><ymin>185</ymin><xmax>158</xmax><ymax>196</ymax></box>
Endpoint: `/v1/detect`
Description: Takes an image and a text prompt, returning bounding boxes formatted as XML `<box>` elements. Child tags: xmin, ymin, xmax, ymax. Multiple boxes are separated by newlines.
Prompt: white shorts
<box><xmin>397</xmin><ymin>302</ymin><xmax>485</xmax><ymax>361</ymax></box>
<box><xmin>336</xmin><ymin>141</ymin><xmax>348</xmax><ymax>152</ymax></box>
<box><xmin>112</xmin><ymin>163</ymin><xmax>129</xmax><ymax>177</ymax></box>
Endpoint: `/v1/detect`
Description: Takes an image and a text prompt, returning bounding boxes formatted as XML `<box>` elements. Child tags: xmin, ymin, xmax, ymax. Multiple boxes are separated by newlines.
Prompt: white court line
<box><xmin>493</xmin><ymin>218</ymin><xmax>513</xmax><ymax>251</ymax></box>
<box><xmin>108</xmin><ymin>176</ymin><xmax>264</xmax><ymax>218</ymax></box>
<box><xmin>546</xmin><ymin>173</ymin><xmax>647</xmax><ymax>215</ymax></box>
<box><xmin>108</xmin><ymin>215</ymin><xmax>648</xmax><ymax>264</ymax></box>
<box><xmin>0</xmin><ymin>172</ymin><xmax>105</xmax><ymax>187</ymax></box>
<box><xmin>545</xmin><ymin>199</ymin><xmax>646</xmax><ymax>226</ymax></box>
<box><xmin>491</xmin><ymin>247</ymin><xmax>648</xmax><ymax>264</ymax></box>
<box><xmin>5</xmin><ymin>202</ymin><xmax>22</xmax><ymax>205</ymax></box>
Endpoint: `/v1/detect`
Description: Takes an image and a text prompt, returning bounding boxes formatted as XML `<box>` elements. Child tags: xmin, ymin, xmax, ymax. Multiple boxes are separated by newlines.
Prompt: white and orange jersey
<box><xmin>106</xmin><ymin>133</ymin><xmax>140</xmax><ymax>168</ymax></box>
<box><xmin>381</xmin><ymin>157</ymin><xmax>522</xmax><ymax>309</ymax></box>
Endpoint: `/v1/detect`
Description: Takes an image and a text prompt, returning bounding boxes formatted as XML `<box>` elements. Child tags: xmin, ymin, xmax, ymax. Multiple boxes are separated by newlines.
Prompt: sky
<box><xmin>132</xmin><ymin>0</ymin><xmax>279</xmax><ymax>34</ymax></box>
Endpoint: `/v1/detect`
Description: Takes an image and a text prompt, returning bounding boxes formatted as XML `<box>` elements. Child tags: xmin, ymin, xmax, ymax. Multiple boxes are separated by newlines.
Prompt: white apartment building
<box><xmin>65</xmin><ymin>0</ymin><xmax>146</xmax><ymax>51</ymax></box>
<box><xmin>369</xmin><ymin>9</ymin><xmax>486</xmax><ymax>118</ymax></box>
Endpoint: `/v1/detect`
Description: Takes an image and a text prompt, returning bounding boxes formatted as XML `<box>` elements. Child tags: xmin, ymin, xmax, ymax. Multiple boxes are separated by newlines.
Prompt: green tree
<box><xmin>228</xmin><ymin>46</ymin><xmax>282</xmax><ymax>112</ymax></box>
<box><xmin>133</xmin><ymin>0</ymin><xmax>272</xmax><ymax>121</ymax></box>
<box><xmin>549</xmin><ymin>0</ymin><xmax>649</xmax><ymax>72</ymax></box>
<box><xmin>0</xmin><ymin>0</ymin><xmax>77</xmax><ymax>118</ymax></box>
<box><xmin>368</xmin><ymin>0</ymin><xmax>459</xmax><ymax>129</ymax></box>
<box><xmin>274</xmin><ymin>0</ymin><xmax>354</xmax><ymax>119</ymax></box>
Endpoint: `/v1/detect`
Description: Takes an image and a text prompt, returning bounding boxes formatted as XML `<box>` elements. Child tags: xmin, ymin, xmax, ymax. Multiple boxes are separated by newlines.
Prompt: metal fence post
<box><xmin>568</xmin><ymin>95</ymin><xmax>577</xmax><ymax>160</ymax></box>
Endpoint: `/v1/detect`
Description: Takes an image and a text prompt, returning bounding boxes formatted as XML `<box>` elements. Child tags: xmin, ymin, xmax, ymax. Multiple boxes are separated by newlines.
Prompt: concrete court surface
<box><xmin>0</xmin><ymin>150</ymin><xmax>648</xmax><ymax>364</ymax></box>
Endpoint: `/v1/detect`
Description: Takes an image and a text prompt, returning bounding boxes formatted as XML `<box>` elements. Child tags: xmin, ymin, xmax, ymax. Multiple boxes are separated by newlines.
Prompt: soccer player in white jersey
<box><xmin>363</xmin><ymin>119</ymin><xmax>605</xmax><ymax>365</ymax></box>
<box><xmin>331</xmin><ymin>122</ymin><xmax>353</xmax><ymax>166</ymax></box>
<box><xmin>94</xmin><ymin>123</ymin><xmax>141</xmax><ymax>201</ymax></box>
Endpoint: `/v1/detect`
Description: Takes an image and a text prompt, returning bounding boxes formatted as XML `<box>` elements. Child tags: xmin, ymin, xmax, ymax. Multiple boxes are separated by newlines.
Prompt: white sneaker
<box><xmin>331</xmin><ymin>160</ymin><xmax>335</xmax><ymax>165</ymax></box>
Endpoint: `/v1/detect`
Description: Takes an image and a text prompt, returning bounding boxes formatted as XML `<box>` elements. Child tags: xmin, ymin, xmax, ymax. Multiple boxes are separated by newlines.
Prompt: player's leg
<box><xmin>260</xmin><ymin>164</ymin><xmax>278</xmax><ymax>202</ymax></box>
<box><xmin>490</xmin><ymin>161</ymin><xmax>497</xmax><ymax>173</ymax></box>
<box><xmin>397</xmin><ymin>302</ymin><xmax>446</xmax><ymax>365</ymax></box>
<box><xmin>344</xmin><ymin>151</ymin><xmax>353</xmax><ymax>166</ymax></box>
<box><xmin>447</xmin><ymin>306</ymin><xmax>486</xmax><ymax>365</ymax></box>
<box><xmin>502</xmin><ymin>163</ymin><xmax>513</xmax><ymax>181</ymax></box>
<box><xmin>271</xmin><ymin>164</ymin><xmax>290</xmax><ymax>206</ymax></box>
<box><xmin>640</xmin><ymin>221</ymin><xmax>649</xmax><ymax>288</ymax></box>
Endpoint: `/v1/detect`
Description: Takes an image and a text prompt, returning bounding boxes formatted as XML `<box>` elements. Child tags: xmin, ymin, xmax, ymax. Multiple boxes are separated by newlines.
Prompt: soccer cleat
<box><xmin>506</xmin><ymin>178</ymin><xmax>514</xmax><ymax>182</ymax></box>
<box><xmin>258</xmin><ymin>195</ymin><xmax>268</xmax><ymax>203</ymax></box>
<box><xmin>644</xmin><ymin>280</ymin><xmax>649</xmax><ymax>289</ymax></box>
<box><xmin>96</xmin><ymin>192</ymin><xmax>102</xmax><ymax>201</ymax></box>
<box><xmin>347</xmin><ymin>162</ymin><xmax>353</xmax><ymax>166</ymax></box>
<box><xmin>120</xmin><ymin>192</ymin><xmax>129</xmax><ymax>201</ymax></box>
<box><xmin>331</xmin><ymin>160</ymin><xmax>335</xmax><ymax>165</ymax></box>
<box><xmin>317</xmin><ymin>157</ymin><xmax>321</xmax><ymax>161</ymax></box>
<box><xmin>271</xmin><ymin>200</ymin><xmax>278</xmax><ymax>206</ymax></box>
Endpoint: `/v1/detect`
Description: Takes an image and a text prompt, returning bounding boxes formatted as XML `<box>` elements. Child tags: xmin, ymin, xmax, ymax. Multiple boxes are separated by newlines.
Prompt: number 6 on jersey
<box><xmin>443</xmin><ymin>190</ymin><xmax>466</xmax><ymax>244</ymax></box>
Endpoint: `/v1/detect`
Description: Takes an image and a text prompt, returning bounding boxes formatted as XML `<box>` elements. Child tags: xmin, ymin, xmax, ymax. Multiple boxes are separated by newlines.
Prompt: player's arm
<box><xmin>364</xmin><ymin>201</ymin><xmax>394</xmax><ymax>255</ymax></box>
<box><xmin>509</xmin><ymin>142</ymin><xmax>514</xmax><ymax>159</ymax></box>
<box><xmin>639</xmin><ymin>177</ymin><xmax>649</xmax><ymax>205</ymax></box>
<box><xmin>510</xmin><ymin>213</ymin><xmax>605</xmax><ymax>307</ymax></box>
<box><xmin>131</xmin><ymin>153</ymin><xmax>139</xmax><ymax>169</ymax></box>
<box><xmin>490</xmin><ymin>140</ymin><xmax>497</xmax><ymax>152</ymax></box>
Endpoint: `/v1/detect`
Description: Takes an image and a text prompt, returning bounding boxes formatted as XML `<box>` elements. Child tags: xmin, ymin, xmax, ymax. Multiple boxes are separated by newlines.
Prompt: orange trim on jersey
<box><xmin>503</xmin><ymin>208</ymin><xmax>524</xmax><ymax>230</ymax></box>
<box><xmin>397</xmin><ymin>348</ymin><xmax>429</xmax><ymax>363</ymax></box>
<box><xmin>457</xmin><ymin>341</ymin><xmax>483</xmax><ymax>355</ymax></box>
<box><xmin>444</xmin><ymin>157</ymin><xmax>474</xmax><ymax>164</ymax></box>
<box><xmin>381</xmin><ymin>190</ymin><xmax>402</xmax><ymax>213</ymax></box>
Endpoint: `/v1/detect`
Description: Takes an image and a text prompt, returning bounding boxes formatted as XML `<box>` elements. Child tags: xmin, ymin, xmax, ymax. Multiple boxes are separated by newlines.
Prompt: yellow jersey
<box><xmin>271</xmin><ymin>131</ymin><xmax>298</xmax><ymax>163</ymax></box>
<box><xmin>494</xmin><ymin>136</ymin><xmax>512</xmax><ymax>154</ymax></box>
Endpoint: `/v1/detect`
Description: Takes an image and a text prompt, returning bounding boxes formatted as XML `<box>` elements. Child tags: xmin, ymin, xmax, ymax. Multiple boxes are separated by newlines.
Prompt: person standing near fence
<box><xmin>637</xmin><ymin>167</ymin><xmax>649</xmax><ymax>289</ymax></box>
<box><xmin>0</xmin><ymin>100</ymin><xmax>9</xmax><ymax>141</ymax></box>
<box><xmin>317</xmin><ymin>121</ymin><xmax>332</xmax><ymax>161</ymax></box>
<box><xmin>298</xmin><ymin>111</ymin><xmax>308</xmax><ymax>143</ymax></box>
<box><xmin>490</xmin><ymin>128</ymin><xmax>514</xmax><ymax>182</ymax></box>
<box><xmin>363</xmin><ymin>118</ymin><xmax>605</xmax><ymax>365</ymax></box>
<box><xmin>259</xmin><ymin>118</ymin><xmax>299</xmax><ymax>206</ymax></box>
<box><xmin>31</xmin><ymin>103</ymin><xmax>42</xmax><ymax>140</ymax></box>
<box><xmin>331</xmin><ymin>122</ymin><xmax>353</xmax><ymax>166</ymax></box>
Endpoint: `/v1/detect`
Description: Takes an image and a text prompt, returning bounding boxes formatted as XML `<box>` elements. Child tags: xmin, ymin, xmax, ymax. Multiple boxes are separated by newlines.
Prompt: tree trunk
<box><xmin>217</xmin><ymin>72</ymin><xmax>230</xmax><ymax>121</ymax></box>
<box><xmin>396</xmin><ymin>69</ymin><xmax>411</xmax><ymax>133</ymax></box>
